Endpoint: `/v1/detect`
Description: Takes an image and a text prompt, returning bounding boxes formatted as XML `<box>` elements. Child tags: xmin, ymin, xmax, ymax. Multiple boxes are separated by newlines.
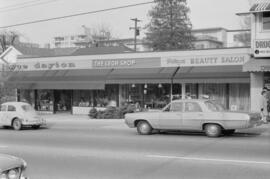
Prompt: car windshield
<box><xmin>205</xmin><ymin>101</ymin><xmax>225</xmax><ymax>112</ymax></box>
<box><xmin>21</xmin><ymin>104</ymin><xmax>36</xmax><ymax>113</ymax></box>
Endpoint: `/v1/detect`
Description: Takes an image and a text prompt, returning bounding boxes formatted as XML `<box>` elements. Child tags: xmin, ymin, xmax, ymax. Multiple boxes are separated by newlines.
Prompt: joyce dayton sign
<box><xmin>1</xmin><ymin>57</ymin><xmax>161</xmax><ymax>74</ymax></box>
<box><xmin>254</xmin><ymin>39</ymin><xmax>270</xmax><ymax>58</ymax></box>
<box><xmin>161</xmin><ymin>54</ymin><xmax>250</xmax><ymax>67</ymax></box>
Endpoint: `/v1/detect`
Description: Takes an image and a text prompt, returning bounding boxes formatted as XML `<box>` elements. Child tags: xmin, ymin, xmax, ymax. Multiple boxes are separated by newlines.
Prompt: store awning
<box><xmin>249</xmin><ymin>2</ymin><xmax>270</xmax><ymax>13</ymax></box>
<box><xmin>243</xmin><ymin>59</ymin><xmax>270</xmax><ymax>72</ymax></box>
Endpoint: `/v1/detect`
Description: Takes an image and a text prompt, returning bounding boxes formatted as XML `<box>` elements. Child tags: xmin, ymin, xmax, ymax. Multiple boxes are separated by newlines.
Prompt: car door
<box><xmin>182</xmin><ymin>102</ymin><xmax>204</xmax><ymax>130</ymax></box>
<box><xmin>0</xmin><ymin>105</ymin><xmax>8</xmax><ymax>125</ymax></box>
<box><xmin>158</xmin><ymin>102</ymin><xmax>183</xmax><ymax>129</ymax></box>
<box><xmin>6</xmin><ymin>105</ymin><xmax>17</xmax><ymax>125</ymax></box>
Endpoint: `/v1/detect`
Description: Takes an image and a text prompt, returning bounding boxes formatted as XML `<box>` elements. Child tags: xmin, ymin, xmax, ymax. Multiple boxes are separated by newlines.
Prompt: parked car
<box><xmin>125</xmin><ymin>99</ymin><xmax>264</xmax><ymax>137</ymax></box>
<box><xmin>0</xmin><ymin>102</ymin><xmax>46</xmax><ymax>130</ymax></box>
<box><xmin>0</xmin><ymin>154</ymin><xmax>28</xmax><ymax>179</ymax></box>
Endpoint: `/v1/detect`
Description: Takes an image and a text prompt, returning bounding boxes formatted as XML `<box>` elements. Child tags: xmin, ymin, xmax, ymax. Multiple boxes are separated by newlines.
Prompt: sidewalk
<box><xmin>40</xmin><ymin>113</ymin><xmax>124</xmax><ymax>123</ymax></box>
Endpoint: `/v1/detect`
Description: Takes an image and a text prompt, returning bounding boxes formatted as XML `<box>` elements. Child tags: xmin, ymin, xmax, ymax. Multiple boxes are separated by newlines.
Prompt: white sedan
<box><xmin>0</xmin><ymin>102</ymin><xmax>46</xmax><ymax>130</ymax></box>
<box><xmin>125</xmin><ymin>99</ymin><xmax>264</xmax><ymax>137</ymax></box>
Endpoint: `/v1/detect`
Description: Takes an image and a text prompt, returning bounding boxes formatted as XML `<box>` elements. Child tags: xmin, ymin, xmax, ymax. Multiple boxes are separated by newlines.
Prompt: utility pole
<box><xmin>130</xmin><ymin>18</ymin><xmax>141</xmax><ymax>52</ymax></box>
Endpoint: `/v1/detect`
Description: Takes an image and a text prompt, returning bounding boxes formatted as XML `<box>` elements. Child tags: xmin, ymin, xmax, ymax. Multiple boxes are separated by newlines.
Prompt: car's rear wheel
<box><xmin>12</xmin><ymin>118</ymin><xmax>22</xmax><ymax>131</ymax></box>
<box><xmin>204</xmin><ymin>124</ymin><xmax>222</xmax><ymax>137</ymax></box>
<box><xmin>223</xmin><ymin>129</ymin><xmax>235</xmax><ymax>135</ymax></box>
<box><xmin>32</xmin><ymin>125</ymin><xmax>40</xmax><ymax>129</ymax></box>
<box><xmin>137</xmin><ymin>121</ymin><xmax>152</xmax><ymax>135</ymax></box>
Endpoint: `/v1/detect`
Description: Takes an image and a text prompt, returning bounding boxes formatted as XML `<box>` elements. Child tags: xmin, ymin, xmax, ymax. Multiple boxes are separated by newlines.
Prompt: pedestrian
<box><xmin>260</xmin><ymin>87</ymin><xmax>269</xmax><ymax>124</ymax></box>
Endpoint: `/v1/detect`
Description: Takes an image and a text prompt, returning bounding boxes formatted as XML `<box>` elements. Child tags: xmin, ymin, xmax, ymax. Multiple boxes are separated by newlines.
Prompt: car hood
<box><xmin>0</xmin><ymin>154</ymin><xmax>25</xmax><ymax>172</ymax></box>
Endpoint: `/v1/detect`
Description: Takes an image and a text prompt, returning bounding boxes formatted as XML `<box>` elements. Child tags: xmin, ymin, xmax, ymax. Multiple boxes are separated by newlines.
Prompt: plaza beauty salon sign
<box><xmin>161</xmin><ymin>54</ymin><xmax>250</xmax><ymax>67</ymax></box>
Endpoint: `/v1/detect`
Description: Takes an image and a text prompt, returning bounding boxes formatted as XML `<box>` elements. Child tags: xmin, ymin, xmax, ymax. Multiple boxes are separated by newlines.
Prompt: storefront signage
<box><xmin>93</xmin><ymin>59</ymin><xmax>136</xmax><ymax>68</ymax></box>
<box><xmin>261</xmin><ymin>65</ymin><xmax>270</xmax><ymax>71</ymax></box>
<box><xmin>161</xmin><ymin>54</ymin><xmax>249</xmax><ymax>67</ymax></box>
<box><xmin>92</xmin><ymin>58</ymin><xmax>161</xmax><ymax>69</ymax></box>
<box><xmin>4</xmin><ymin>60</ymin><xmax>94</xmax><ymax>72</ymax></box>
<box><xmin>254</xmin><ymin>39</ymin><xmax>270</xmax><ymax>57</ymax></box>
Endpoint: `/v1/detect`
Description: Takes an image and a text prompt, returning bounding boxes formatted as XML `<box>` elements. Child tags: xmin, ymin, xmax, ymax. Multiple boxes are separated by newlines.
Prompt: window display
<box><xmin>19</xmin><ymin>90</ymin><xmax>35</xmax><ymax>106</ymax></box>
<box><xmin>37</xmin><ymin>90</ymin><xmax>53</xmax><ymax>111</ymax></box>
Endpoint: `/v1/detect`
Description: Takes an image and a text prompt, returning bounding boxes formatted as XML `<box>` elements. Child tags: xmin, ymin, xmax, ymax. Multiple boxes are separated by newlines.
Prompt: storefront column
<box><xmin>181</xmin><ymin>83</ymin><xmax>186</xmax><ymax>99</ymax></box>
<box><xmin>119</xmin><ymin>84</ymin><xmax>123</xmax><ymax>107</ymax></box>
<box><xmin>250</xmin><ymin>72</ymin><xmax>263</xmax><ymax>111</ymax></box>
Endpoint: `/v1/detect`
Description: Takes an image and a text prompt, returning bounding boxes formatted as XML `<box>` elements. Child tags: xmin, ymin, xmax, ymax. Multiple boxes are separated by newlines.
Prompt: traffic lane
<box><xmin>0</xmin><ymin>124</ymin><xmax>270</xmax><ymax>162</ymax></box>
<box><xmin>1</xmin><ymin>144</ymin><xmax>270</xmax><ymax>179</ymax></box>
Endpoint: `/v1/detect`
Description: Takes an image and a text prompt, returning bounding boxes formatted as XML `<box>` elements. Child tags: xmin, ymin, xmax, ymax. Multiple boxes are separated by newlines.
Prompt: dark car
<box><xmin>0</xmin><ymin>154</ymin><xmax>28</xmax><ymax>179</ymax></box>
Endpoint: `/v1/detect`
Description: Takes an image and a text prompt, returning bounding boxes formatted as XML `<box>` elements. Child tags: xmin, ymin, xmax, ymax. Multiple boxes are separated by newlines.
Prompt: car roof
<box><xmin>1</xmin><ymin>101</ymin><xmax>30</xmax><ymax>106</ymax></box>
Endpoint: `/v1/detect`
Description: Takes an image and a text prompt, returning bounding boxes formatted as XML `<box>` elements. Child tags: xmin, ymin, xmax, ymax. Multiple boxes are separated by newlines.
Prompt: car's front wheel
<box><xmin>12</xmin><ymin>118</ymin><xmax>22</xmax><ymax>130</ymax></box>
<box><xmin>137</xmin><ymin>121</ymin><xmax>152</xmax><ymax>135</ymax></box>
<box><xmin>204</xmin><ymin>124</ymin><xmax>222</xmax><ymax>137</ymax></box>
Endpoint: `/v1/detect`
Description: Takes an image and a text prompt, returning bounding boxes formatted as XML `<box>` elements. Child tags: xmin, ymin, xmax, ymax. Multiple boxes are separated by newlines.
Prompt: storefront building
<box><xmin>1</xmin><ymin>47</ymin><xmax>251</xmax><ymax>114</ymax></box>
<box><xmin>2</xmin><ymin>2</ymin><xmax>269</xmax><ymax>115</ymax></box>
<box><xmin>240</xmin><ymin>1</ymin><xmax>270</xmax><ymax>111</ymax></box>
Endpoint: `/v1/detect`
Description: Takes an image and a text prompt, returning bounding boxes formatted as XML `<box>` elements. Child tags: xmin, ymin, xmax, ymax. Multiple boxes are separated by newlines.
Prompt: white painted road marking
<box><xmin>147</xmin><ymin>155</ymin><xmax>270</xmax><ymax>165</ymax></box>
<box><xmin>0</xmin><ymin>145</ymin><xmax>8</xmax><ymax>148</ymax></box>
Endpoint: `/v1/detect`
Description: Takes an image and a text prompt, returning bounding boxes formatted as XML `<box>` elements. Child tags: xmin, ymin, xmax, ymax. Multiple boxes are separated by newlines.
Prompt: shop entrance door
<box><xmin>54</xmin><ymin>90</ymin><xmax>72</xmax><ymax>113</ymax></box>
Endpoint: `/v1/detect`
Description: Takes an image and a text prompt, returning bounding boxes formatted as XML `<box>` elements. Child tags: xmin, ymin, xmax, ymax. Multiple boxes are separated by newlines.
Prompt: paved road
<box><xmin>0</xmin><ymin>115</ymin><xmax>270</xmax><ymax>179</ymax></box>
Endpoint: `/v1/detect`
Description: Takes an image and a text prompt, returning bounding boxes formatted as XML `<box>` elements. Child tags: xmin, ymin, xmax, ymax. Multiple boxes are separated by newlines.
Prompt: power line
<box><xmin>0</xmin><ymin>0</ymin><xmax>59</xmax><ymax>13</ymax></box>
<box><xmin>0</xmin><ymin>1</ymin><xmax>154</xmax><ymax>29</ymax></box>
<box><xmin>0</xmin><ymin>0</ymin><xmax>45</xmax><ymax>10</ymax></box>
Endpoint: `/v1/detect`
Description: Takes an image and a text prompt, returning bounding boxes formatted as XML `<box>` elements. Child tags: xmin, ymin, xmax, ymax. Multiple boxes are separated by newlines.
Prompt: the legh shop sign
<box><xmin>161</xmin><ymin>54</ymin><xmax>250</xmax><ymax>67</ymax></box>
<box><xmin>254</xmin><ymin>39</ymin><xmax>270</xmax><ymax>57</ymax></box>
<box><xmin>92</xmin><ymin>57</ymin><xmax>161</xmax><ymax>69</ymax></box>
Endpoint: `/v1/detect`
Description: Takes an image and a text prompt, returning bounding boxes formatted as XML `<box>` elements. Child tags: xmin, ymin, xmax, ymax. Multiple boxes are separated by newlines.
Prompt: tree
<box><xmin>234</xmin><ymin>15</ymin><xmax>251</xmax><ymax>47</ymax></box>
<box><xmin>145</xmin><ymin>0</ymin><xmax>194</xmax><ymax>51</ymax></box>
<box><xmin>0</xmin><ymin>30</ymin><xmax>19</xmax><ymax>52</ymax></box>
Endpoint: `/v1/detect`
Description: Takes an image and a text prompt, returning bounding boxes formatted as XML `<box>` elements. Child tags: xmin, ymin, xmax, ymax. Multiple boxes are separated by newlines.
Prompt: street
<box><xmin>0</xmin><ymin>115</ymin><xmax>270</xmax><ymax>179</ymax></box>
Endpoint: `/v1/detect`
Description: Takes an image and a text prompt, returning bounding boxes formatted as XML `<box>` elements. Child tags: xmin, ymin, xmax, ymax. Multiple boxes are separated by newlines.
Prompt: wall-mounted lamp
<box><xmin>144</xmin><ymin>89</ymin><xmax>147</xmax><ymax>94</ymax></box>
<box><xmin>158</xmin><ymin>83</ymin><xmax>162</xmax><ymax>88</ymax></box>
<box><xmin>131</xmin><ymin>84</ymin><xmax>136</xmax><ymax>88</ymax></box>
<box><xmin>144</xmin><ymin>84</ymin><xmax>148</xmax><ymax>88</ymax></box>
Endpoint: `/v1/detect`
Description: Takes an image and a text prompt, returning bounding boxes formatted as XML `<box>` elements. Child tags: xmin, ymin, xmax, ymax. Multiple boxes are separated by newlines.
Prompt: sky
<box><xmin>0</xmin><ymin>0</ymin><xmax>252</xmax><ymax>46</ymax></box>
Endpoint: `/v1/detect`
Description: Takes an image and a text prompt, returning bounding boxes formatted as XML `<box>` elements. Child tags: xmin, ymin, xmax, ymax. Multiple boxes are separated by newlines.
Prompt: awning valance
<box><xmin>243</xmin><ymin>59</ymin><xmax>270</xmax><ymax>72</ymax></box>
<box><xmin>250</xmin><ymin>2</ymin><xmax>270</xmax><ymax>13</ymax></box>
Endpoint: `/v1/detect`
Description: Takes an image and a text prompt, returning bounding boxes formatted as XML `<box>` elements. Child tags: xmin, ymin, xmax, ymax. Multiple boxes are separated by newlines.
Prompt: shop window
<box><xmin>144</xmin><ymin>84</ymin><xmax>170</xmax><ymax>109</ymax></box>
<box><xmin>73</xmin><ymin>85</ymin><xmax>119</xmax><ymax>108</ymax></box>
<box><xmin>73</xmin><ymin>90</ymin><xmax>92</xmax><ymax>107</ymax></box>
<box><xmin>199</xmin><ymin>84</ymin><xmax>227</xmax><ymax>108</ymax></box>
<box><xmin>264</xmin><ymin>72</ymin><xmax>270</xmax><ymax>89</ymax></box>
<box><xmin>172</xmin><ymin>83</ymin><xmax>182</xmax><ymax>100</ymax></box>
<box><xmin>120</xmin><ymin>84</ymin><xmax>171</xmax><ymax>109</ymax></box>
<box><xmin>229</xmin><ymin>84</ymin><xmax>250</xmax><ymax>112</ymax></box>
<box><xmin>263</xmin><ymin>12</ymin><xmax>270</xmax><ymax>30</ymax></box>
<box><xmin>186</xmin><ymin>84</ymin><xmax>198</xmax><ymax>99</ymax></box>
<box><xmin>37</xmin><ymin>90</ymin><xmax>53</xmax><ymax>111</ymax></box>
<box><xmin>19</xmin><ymin>90</ymin><xmax>35</xmax><ymax>106</ymax></box>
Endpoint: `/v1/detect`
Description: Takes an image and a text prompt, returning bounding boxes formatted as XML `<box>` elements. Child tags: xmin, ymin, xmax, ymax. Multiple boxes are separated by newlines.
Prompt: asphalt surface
<box><xmin>0</xmin><ymin>114</ymin><xmax>270</xmax><ymax>179</ymax></box>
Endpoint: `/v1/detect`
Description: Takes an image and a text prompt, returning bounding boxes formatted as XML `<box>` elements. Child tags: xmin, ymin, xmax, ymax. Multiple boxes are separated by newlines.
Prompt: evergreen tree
<box><xmin>145</xmin><ymin>0</ymin><xmax>194</xmax><ymax>51</ymax></box>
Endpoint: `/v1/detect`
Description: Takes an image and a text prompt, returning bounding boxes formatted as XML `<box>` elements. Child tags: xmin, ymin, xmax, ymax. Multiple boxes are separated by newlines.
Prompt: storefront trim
<box><xmin>243</xmin><ymin>59</ymin><xmax>270</xmax><ymax>72</ymax></box>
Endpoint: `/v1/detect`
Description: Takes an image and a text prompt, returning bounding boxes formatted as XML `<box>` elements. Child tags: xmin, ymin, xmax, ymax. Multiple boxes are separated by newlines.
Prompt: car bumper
<box><xmin>22</xmin><ymin>119</ymin><xmax>46</xmax><ymax>126</ymax></box>
<box><xmin>125</xmin><ymin>119</ymin><xmax>135</xmax><ymax>128</ymax></box>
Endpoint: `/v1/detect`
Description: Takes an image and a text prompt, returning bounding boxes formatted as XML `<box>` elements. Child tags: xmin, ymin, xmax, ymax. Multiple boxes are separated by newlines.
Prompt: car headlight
<box><xmin>0</xmin><ymin>173</ymin><xmax>8</xmax><ymax>179</ymax></box>
<box><xmin>8</xmin><ymin>169</ymin><xmax>19</xmax><ymax>179</ymax></box>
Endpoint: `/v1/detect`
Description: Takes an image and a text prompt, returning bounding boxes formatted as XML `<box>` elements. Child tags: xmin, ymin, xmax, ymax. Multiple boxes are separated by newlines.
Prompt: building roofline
<box><xmin>192</xmin><ymin>27</ymin><xmax>228</xmax><ymax>32</ymax></box>
<box><xmin>17</xmin><ymin>46</ymin><xmax>251</xmax><ymax>59</ymax></box>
